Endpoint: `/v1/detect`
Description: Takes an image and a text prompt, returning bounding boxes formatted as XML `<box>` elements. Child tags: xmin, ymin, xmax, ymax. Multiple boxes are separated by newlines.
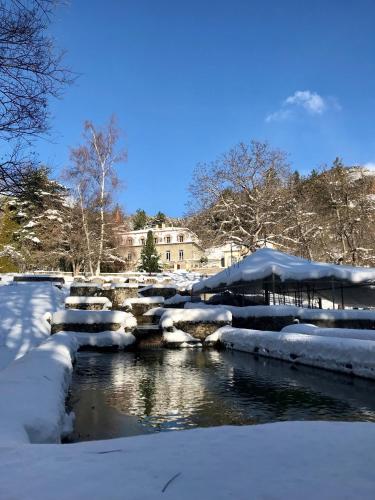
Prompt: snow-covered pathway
<box><xmin>0</xmin><ymin>282</ymin><xmax>65</xmax><ymax>371</ymax></box>
<box><xmin>0</xmin><ymin>421</ymin><xmax>374</xmax><ymax>500</ymax></box>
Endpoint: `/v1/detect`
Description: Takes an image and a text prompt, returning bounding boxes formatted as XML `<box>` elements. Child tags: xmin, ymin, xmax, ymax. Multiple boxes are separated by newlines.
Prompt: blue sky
<box><xmin>38</xmin><ymin>0</ymin><xmax>375</xmax><ymax>216</ymax></box>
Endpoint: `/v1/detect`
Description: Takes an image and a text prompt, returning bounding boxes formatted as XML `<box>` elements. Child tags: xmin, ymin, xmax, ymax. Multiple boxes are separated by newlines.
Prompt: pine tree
<box><xmin>133</xmin><ymin>209</ymin><xmax>148</xmax><ymax>230</ymax></box>
<box><xmin>138</xmin><ymin>230</ymin><xmax>161</xmax><ymax>273</ymax></box>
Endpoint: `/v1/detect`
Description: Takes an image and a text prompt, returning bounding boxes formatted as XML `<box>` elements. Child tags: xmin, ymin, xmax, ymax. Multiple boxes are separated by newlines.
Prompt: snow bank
<box><xmin>216</xmin><ymin>326</ymin><xmax>375</xmax><ymax>379</ymax></box>
<box><xmin>70</xmin><ymin>329</ymin><xmax>136</xmax><ymax>349</ymax></box>
<box><xmin>282</xmin><ymin>323</ymin><xmax>375</xmax><ymax>341</ymax></box>
<box><xmin>0</xmin><ymin>332</ymin><xmax>77</xmax><ymax>445</ymax></box>
<box><xmin>193</xmin><ymin>247</ymin><xmax>375</xmax><ymax>293</ymax></box>
<box><xmin>160</xmin><ymin>308</ymin><xmax>232</xmax><ymax>330</ymax></box>
<box><xmin>163</xmin><ymin>329</ymin><xmax>201</xmax><ymax>346</ymax></box>
<box><xmin>0</xmin><ymin>422</ymin><xmax>374</xmax><ymax>499</ymax></box>
<box><xmin>0</xmin><ymin>282</ymin><xmax>65</xmax><ymax>371</ymax></box>
<box><xmin>164</xmin><ymin>293</ymin><xmax>193</xmax><ymax>305</ymax></box>
<box><xmin>65</xmin><ymin>296</ymin><xmax>112</xmax><ymax>308</ymax></box>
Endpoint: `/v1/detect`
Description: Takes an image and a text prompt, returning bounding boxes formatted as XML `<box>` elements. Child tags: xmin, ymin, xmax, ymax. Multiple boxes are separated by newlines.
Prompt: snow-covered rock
<box><xmin>216</xmin><ymin>326</ymin><xmax>375</xmax><ymax>379</ymax></box>
<box><xmin>164</xmin><ymin>293</ymin><xmax>193</xmax><ymax>306</ymax></box>
<box><xmin>51</xmin><ymin>310</ymin><xmax>136</xmax><ymax>333</ymax></box>
<box><xmin>70</xmin><ymin>329</ymin><xmax>136</xmax><ymax>349</ymax></box>
<box><xmin>162</xmin><ymin>329</ymin><xmax>201</xmax><ymax>347</ymax></box>
<box><xmin>281</xmin><ymin>323</ymin><xmax>375</xmax><ymax>341</ymax></box>
<box><xmin>65</xmin><ymin>296</ymin><xmax>112</xmax><ymax>310</ymax></box>
<box><xmin>160</xmin><ymin>308</ymin><xmax>232</xmax><ymax>330</ymax></box>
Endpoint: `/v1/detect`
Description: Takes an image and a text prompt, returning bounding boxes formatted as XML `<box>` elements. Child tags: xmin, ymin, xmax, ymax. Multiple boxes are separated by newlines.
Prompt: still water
<box><xmin>66</xmin><ymin>349</ymin><xmax>375</xmax><ymax>442</ymax></box>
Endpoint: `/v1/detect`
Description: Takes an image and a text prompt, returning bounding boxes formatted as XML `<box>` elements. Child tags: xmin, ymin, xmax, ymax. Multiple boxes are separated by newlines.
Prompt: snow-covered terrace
<box><xmin>192</xmin><ymin>248</ymin><xmax>375</xmax><ymax>307</ymax></box>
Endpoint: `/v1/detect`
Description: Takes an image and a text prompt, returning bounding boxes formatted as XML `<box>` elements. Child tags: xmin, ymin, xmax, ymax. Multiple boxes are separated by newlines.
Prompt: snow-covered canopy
<box><xmin>192</xmin><ymin>248</ymin><xmax>375</xmax><ymax>307</ymax></box>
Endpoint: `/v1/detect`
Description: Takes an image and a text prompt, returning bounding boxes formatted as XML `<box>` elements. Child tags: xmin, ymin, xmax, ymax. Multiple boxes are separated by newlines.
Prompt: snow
<box><xmin>51</xmin><ymin>310</ymin><xmax>136</xmax><ymax>329</ymax></box>
<box><xmin>185</xmin><ymin>301</ymin><xmax>375</xmax><ymax>322</ymax></box>
<box><xmin>162</xmin><ymin>329</ymin><xmax>201</xmax><ymax>345</ymax></box>
<box><xmin>215</xmin><ymin>326</ymin><xmax>375</xmax><ymax>379</ymax></box>
<box><xmin>0</xmin><ymin>332</ymin><xmax>77</xmax><ymax>445</ymax></box>
<box><xmin>160</xmin><ymin>308</ymin><xmax>232</xmax><ymax>330</ymax></box>
<box><xmin>70</xmin><ymin>329</ymin><xmax>136</xmax><ymax>349</ymax></box>
<box><xmin>0</xmin><ymin>282</ymin><xmax>65</xmax><ymax>371</ymax></box>
<box><xmin>281</xmin><ymin>323</ymin><xmax>375</xmax><ymax>341</ymax></box>
<box><xmin>0</xmin><ymin>422</ymin><xmax>375</xmax><ymax>499</ymax></box>
<box><xmin>139</xmin><ymin>284</ymin><xmax>177</xmax><ymax>293</ymax></box>
<box><xmin>193</xmin><ymin>247</ymin><xmax>375</xmax><ymax>293</ymax></box>
<box><xmin>143</xmin><ymin>307</ymin><xmax>166</xmax><ymax>317</ymax></box>
<box><xmin>164</xmin><ymin>293</ymin><xmax>192</xmax><ymax>305</ymax></box>
<box><xmin>122</xmin><ymin>296</ymin><xmax>165</xmax><ymax>308</ymax></box>
<box><xmin>65</xmin><ymin>296</ymin><xmax>112</xmax><ymax>308</ymax></box>
<box><xmin>71</xmin><ymin>282</ymin><xmax>102</xmax><ymax>289</ymax></box>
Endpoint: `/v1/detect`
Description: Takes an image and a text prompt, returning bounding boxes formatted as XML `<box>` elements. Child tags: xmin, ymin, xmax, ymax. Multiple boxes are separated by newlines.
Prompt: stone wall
<box><xmin>51</xmin><ymin>322</ymin><xmax>123</xmax><ymax>334</ymax></box>
<box><xmin>70</xmin><ymin>285</ymin><xmax>101</xmax><ymax>297</ymax></box>
<box><xmin>65</xmin><ymin>303</ymin><xmax>106</xmax><ymax>311</ymax></box>
<box><xmin>172</xmin><ymin>321</ymin><xmax>229</xmax><ymax>340</ymax></box>
<box><xmin>101</xmin><ymin>287</ymin><xmax>139</xmax><ymax>308</ymax></box>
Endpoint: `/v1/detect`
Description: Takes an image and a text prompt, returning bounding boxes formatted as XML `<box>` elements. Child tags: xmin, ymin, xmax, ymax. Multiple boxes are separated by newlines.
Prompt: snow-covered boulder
<box><xmin>122</xmin><ymin>297</ymin><xmax>165</xmax><ymax>318</ymax></box>
<box><xmin>281</xmin><ymin>323</ymin><xmax>375</xmax><ymax>342</ymax></box>
<box><xmin>164</xmin><ymin>293</ymin><xmax>193</xmax><ymax>308</ymax></box>
<box><xmin>216</xmin><ymin>326</ymin><xmax>375</xmax><ymax>380</ymax></box>
<box><xmin>70</xmin><ymin>328</ymin><xmax>136</xmax><ymax>350</ymax></box>
<box><xmin>65</xmin><ymin>296</ymin><xmax>112</xmax><ymax>310</ymax></box>
<box><xmin>160</xmin><ymin>308</ymin><xmax>232</xmax><ymax>340</ymax></box>
<box><xmin>51</xmin><ymin>310</ymin><xmax>136</xmax><ymax>334</ymax></box>
<box><xmin>138</xmin><ymin>284</ymin><xmax>177</xmax><ymax>299</ymax></box>
<box><xmin>101</xmin><ymin>283</ymin><xmax>139</xmax><ymax>308</ymax></box>
<box><xmin>70</xmin><ymin>282</ymin><xmax>102</xmax><ymax>297</ymax></box>
<box><xmin>162</xmin><ymin>329</ymin><xmax>201</xmax><ymax>348</ymax></box>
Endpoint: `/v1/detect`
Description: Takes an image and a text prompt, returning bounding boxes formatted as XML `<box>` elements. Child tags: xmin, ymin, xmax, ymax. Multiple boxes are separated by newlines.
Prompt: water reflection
<box><xmin>67</xmin><ymin>349</ymin><xmax>375</xmax><ymax>442</ymax></box>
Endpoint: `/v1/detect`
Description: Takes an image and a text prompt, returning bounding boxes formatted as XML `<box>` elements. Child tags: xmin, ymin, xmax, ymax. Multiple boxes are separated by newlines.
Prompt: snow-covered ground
<box><xmin>0</xmin><ymin>422</ymin><xmax>374</xmax><ymax>499</ymax></box>
<box><xmin>1</xmin><ymin>275</ymin><xmax>375</xmax><ymax>499</ymax></box>
<box><xmin>0</xmin><ymin>281</ymin><xmax>65</xmax><ymax>371</ymax></box>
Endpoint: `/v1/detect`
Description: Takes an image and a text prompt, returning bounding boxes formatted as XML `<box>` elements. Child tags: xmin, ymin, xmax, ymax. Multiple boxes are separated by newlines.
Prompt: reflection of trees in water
<box><xmin>70</xmin><ymin>349</ymin><xmax>375</xmax><ymax>441</ymax></box>
<box><xmin>220</xmin><ymin>350</ymin><xmax>375</xmax><ymax>422</ymax></box>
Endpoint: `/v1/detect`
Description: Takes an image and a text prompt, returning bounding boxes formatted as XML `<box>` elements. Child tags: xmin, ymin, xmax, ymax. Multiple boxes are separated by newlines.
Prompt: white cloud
<box><xmin>266</xmin><ymin>90</ymin><xmax>339</xmax><ymax>123</ymax></box>
<box><xmin>284</xmin><ymin>90</ymin><xmax>326</xmax><ymax>114</ymax></box>
<box><xmin>364</xmin><ymin>162</ymin><xmax>375</xmax><ymax>171</ymax></box>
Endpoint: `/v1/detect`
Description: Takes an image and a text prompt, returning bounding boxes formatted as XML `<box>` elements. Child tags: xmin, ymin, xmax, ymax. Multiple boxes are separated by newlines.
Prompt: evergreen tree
<box><xmin>133</xmin><ymin>209</ymin><xmax>148</xmax><ymax>230</ymax></box>
<box><xmin>152</xmin><ymin>211</ymin><xmax>166</xmax><ymax>227</ymax></box>
<box><xmin>138</xmin><ymin>230</ymin><xmax>161</xmax><ymax>273</ymax></box>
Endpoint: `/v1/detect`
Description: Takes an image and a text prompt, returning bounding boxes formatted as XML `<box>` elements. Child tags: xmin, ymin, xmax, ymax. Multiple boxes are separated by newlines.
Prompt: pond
<box><xmin>66</xmin><ymin>348</ymin><xmax>375</xmax><ymax>442</ymax></box>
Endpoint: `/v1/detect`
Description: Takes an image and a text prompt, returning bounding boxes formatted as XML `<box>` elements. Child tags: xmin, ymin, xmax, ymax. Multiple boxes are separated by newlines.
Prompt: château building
<box><xmin>119</xmin><ymin>225</ymin><xmax>205</xmax><ymax>271</ymax></box>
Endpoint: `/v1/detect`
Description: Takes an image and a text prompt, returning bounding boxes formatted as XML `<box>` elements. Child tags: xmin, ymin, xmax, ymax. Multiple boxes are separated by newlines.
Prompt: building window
<box><xmin>126</xmin><ymin>237</ymin><xmax>133</xmax><ymax>246</ymax></box>
<box><xmin>154</xmin><ymin>238</ymin><xmax>158</xmax><ymax>244</ymax></box>
<box><xmin>179</xmin><ymin>249</ymin><xmax>184</xmax><ymax>261</ymax></box>
<box><xmin>165</xmin><ymin>235</ymin><xmax>171</xmax><ymax>243</ymax></box>
<box><xmin>140</xmin><ymin>238</ymin><xmax>145</xmax><ymax>245</ymax></box>
<box><xmin>166</xmin><ymin>250</ymin><xmax>171</xmax><ymax>261</ymax></box>
<box><xmin>127</xmin><ymin>252</ymin><xmax>133</xmax><ymax>261</ymax></box>
<box><xmin>177</xmin><ymin>234</ymin><xmax>184</xmax><ymax>243</ymax></box>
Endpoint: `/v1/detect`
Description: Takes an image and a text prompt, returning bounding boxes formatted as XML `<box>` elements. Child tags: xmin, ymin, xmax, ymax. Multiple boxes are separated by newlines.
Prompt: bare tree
<box><xmin>189</xmin><ymin>141</ymin><xmax>290</xmax><ymax>252</ymax></box>
<box><xmin>65</xmin><ymin>117</ymin><xmax>126</xmax><ymax>275</ymax></box>
<box><xmin>0</xmin><ymin>0</ymin><xmax>72</xmax><ymax>194</ymax></box>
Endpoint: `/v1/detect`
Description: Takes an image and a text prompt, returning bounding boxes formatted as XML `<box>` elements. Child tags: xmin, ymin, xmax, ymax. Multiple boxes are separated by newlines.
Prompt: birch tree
<box><xmin>65</xmin><ymin>117</ymin><xmax>126</xmax><ymax>275</ymax></box>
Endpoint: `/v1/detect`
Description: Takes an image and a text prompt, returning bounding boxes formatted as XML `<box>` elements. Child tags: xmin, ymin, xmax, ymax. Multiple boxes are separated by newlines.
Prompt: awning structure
<box><xmin>192</xmin><ymin>248</ymin><xmax>375</xmax><ymax>308</ymax></box>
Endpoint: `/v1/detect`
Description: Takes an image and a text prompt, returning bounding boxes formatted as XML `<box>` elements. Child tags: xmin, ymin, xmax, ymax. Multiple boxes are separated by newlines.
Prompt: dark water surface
<box><xmin>66</xmin><ymin>349</ymin><xmax>375</xmax><ymax>442</ymax></box>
